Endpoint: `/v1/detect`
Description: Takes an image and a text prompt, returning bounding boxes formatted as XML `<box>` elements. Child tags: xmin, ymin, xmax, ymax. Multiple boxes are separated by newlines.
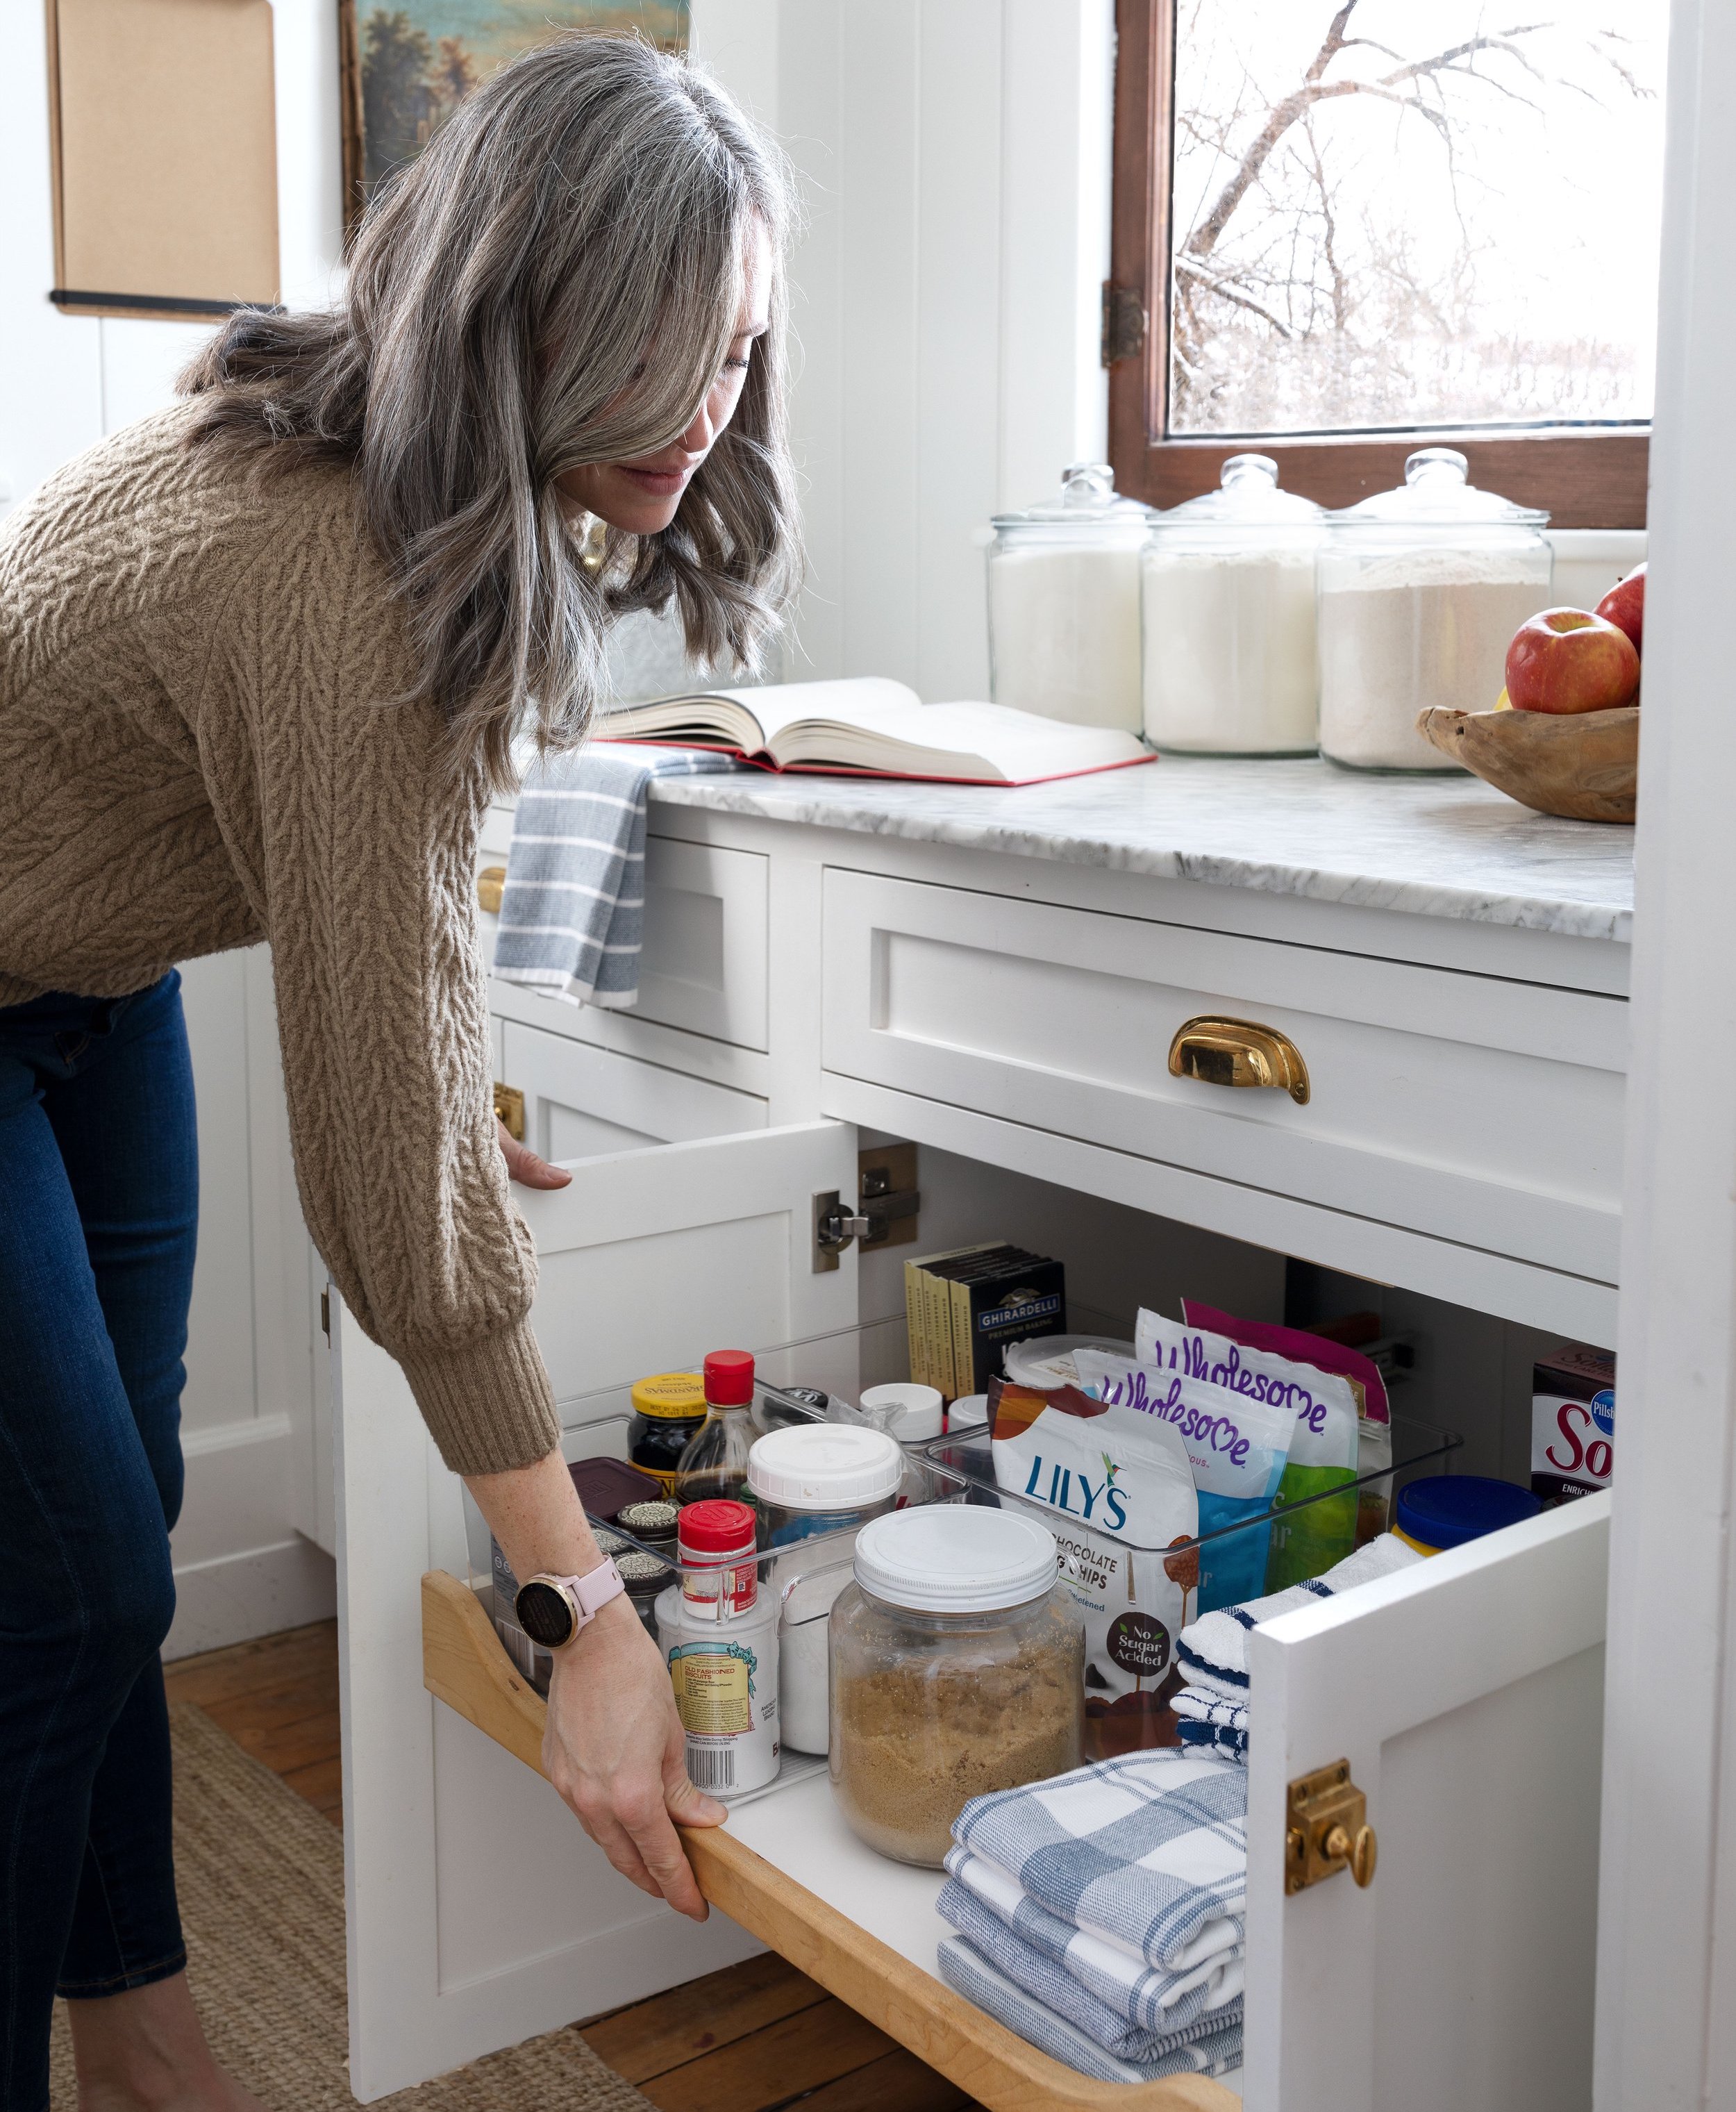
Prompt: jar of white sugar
<box><xmin>986</xmin><ymin>465</ymin><xmax>1149</xmax><ymax>732</ymax></box>
<box><xmin>1317</xmin><ymin>449</ymin><xmax>1552</xmax><ymax>772</ymax></box>
<box><xmin>1142</xmin><ymin>455</ymin><xmax>1324</xmax><ymax>756</ymax></box>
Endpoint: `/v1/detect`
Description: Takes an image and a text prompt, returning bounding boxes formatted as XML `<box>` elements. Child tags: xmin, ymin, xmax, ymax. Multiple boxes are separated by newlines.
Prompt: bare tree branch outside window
<box><xmin>1168</xmin><ymin>0</ymin><xmax>1667</xmax><ymax>437</ymax></box>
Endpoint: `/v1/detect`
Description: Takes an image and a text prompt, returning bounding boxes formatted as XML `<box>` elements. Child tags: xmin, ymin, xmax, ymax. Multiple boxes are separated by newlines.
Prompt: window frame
<box><xmin>1107</xmin><ymin>0</ymin><xmax>1650</xmax><ymax>528</ymax></box>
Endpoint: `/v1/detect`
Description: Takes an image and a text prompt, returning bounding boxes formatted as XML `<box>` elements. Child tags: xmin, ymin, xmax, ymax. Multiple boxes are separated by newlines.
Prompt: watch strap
<box><xmin>519</xmin><ymin>1559</ymin><xmax>626</xmax><ymax>1646</ymax></box>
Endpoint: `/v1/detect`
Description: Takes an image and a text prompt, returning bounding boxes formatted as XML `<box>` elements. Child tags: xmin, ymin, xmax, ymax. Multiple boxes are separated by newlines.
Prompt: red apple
<box><xmin>1595</xmin><ymin>563</ymin><xmax>1646</xmax><ymax>656</ymax></box>
<box><xmin>1505</xmin><ymin>608</ymin><xmax>1641</xmax><ymax>715</ymax></box>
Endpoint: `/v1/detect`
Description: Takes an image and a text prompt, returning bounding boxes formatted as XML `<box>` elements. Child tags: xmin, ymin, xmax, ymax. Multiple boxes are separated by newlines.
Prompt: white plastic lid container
<box><xmin>748</xmin><ymin>1424</ymin><xmax>903</xmax><ymax>1549</ymax></box>
<box><xmin>851</xmin><ymin>1506</ymin><xmax>1060</xmax><ymax>1614</ymax></box>
<box><xmin>859</xmin><ymin>1382</ymin><xmax>944</xmax><ymax>1442</ymax></box>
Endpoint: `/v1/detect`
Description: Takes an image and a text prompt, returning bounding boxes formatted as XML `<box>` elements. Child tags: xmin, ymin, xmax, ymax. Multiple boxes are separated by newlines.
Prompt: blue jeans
<box><xmin>0</xmin><ymin>974</ymin><xmax>197</xmax><ymax>2112</ymax></box>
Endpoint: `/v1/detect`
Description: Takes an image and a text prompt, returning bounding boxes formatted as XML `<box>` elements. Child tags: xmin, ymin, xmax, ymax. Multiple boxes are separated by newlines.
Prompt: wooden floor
<box><xmin>165</xmin><ymin>1622</ymin><xmax>980</xmax><ymax>2111</ymax></box>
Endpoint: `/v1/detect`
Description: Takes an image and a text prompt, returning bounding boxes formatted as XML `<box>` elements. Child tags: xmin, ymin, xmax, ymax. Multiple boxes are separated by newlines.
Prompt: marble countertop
<box><xmin>648</xmin><ymin>755</ymin><xmax>1635</xmax><ymax>942</ymax></box>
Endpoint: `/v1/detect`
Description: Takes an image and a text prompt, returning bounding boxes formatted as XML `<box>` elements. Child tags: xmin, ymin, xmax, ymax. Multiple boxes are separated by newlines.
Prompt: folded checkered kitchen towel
<box><xmin>951</xmin><ymin>1748</ymin><xmax>1246</xmax><ymax>1973</ymax></box>
<box><xmin>1177</xmin><ymin>1529</ymin><xmax>1422</xmax><ymax>1697</ymax></box>
<box><xmin>492</xmin><ymin>742</ymin><xmax>742</xmax><ymax>1008</ymax></box>
<box><xmin>937</xmin><ymin>1877</ymin><xmax>1242</xmax><ymax>2059</ymax></box>
<box><xmin>942</xmin><ymin>1847</ymin><xmax>1242</xmax><ymax>2032</ymax></box>
<box><xmin>937</xmin><ymin>1937</ymin><xmax>1243</xmax><ymax>2086</ymax></box>
<box><xmin>1172</xmin><ymin>1686</ymin><xmax>1251</xmax><ymax>1766</ymax></box>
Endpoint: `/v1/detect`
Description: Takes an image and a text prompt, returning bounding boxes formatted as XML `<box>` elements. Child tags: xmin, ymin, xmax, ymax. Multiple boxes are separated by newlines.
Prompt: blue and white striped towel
<box><xmin>492</xmin><ymin>743</ymin><xmax>743</xmax><ymax>1008</ymax></box>
<box><xmin>942</xmin><ymin>1847</ymin><xmax>1242</xmax><ymax>2031</ymax></box>
<box><xmin>1172</xmin><ymin>1687</ymin><xmax>1251</xmax><ymax>1767</ymax></box>
<box><xmin>951</xmin><ymin>1749</ymin><xmax>1246</xmax><ymax>1973</ymax></box>
<box><xmin>937</xmin><ymin>1938</ymin><xmax>1243</xmax><ymax>2086</ymax></box>
<box><xmin>1176</xmin><ymin>1529</ymin><xmax>1421</xmax><ymax>1696</ymax></box>
<box><xmin>938</xmin><ymin>1875</ymin><xmax>1242</xmax><ymax>2057</ymax></box>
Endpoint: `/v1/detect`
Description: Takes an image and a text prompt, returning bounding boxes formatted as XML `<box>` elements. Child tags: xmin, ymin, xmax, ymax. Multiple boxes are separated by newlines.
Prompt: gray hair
<box><xmin>181</xmin><ymin>34</ymin><xmax>799</xmax><ymax>792</ymax></box>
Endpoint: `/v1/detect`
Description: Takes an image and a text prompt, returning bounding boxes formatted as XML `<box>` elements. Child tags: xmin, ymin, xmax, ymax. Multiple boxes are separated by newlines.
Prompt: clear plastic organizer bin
<box><xmin>458</xmin><ymin>1381</ymin><xmax>975</xmax><ymax>1804</ymax></box>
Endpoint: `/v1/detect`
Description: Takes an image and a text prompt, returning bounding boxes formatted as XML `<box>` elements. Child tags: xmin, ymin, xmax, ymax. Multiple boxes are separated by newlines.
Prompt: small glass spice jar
<box><xmin>829</xmin><ymin>1508</ymin><xmax>1083</xmax><ymax>1867</ymax></box>
<box><xmin>628</xmin><ymin>1372</ymin><xmax>706</xmax><ymax>1496</ymax></box>
<box><xmin>676</xmin><ymin>1497</ymin><xmax>760</xmax><ymax>1622</ymax></box>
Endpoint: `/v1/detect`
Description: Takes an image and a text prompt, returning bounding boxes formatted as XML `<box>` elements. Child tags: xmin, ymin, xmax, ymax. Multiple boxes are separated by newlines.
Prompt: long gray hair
<box><xmin>181</xmin><ymin>34</ymin><xmax>799</xmax><ymax>792</ymax></box>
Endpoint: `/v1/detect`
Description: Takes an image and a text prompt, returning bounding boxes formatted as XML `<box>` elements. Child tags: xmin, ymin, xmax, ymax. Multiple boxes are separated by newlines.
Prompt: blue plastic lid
<box><xmin>1397</xmin><ymin>1476</ymin><xmax>1541</xmax><ymax>1550</ymax></box>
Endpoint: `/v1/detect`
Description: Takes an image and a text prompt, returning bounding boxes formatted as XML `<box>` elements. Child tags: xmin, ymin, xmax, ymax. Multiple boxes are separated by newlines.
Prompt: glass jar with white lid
<box><xmin>986</xmin><ymin>464</ymin><xmax>1149</xmax><ymax>732</ymax></box>
<box><xmin>1317</xmin><ymin>448</ymin><xmax>1553</xmax><ymax>772</ymax></box>
<box><xmin>1142</xmin><ymin>454</ymin><xmax>1325</xmax><ymax>756</ymax></box>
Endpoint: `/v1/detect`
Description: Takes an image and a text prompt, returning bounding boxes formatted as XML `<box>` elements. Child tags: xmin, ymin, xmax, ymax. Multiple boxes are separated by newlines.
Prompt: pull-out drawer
<box><xmin>501</xmin><ymin>1018</ymin><xmax>766</xmax><ymax>1162</ymax></box>
<box><xmin>423</xmin><ymin>1497</ymin><xmax>1608</xmax><ymax>2112</ymax></box>
<box><xmin>822</xmin><ymin>870</ymin><xmax>1626</xmax><ymax>1291</ymax></box>
<box><xmin>477</xmin><ymin>814</ymin><xmax>769</xmax><ymax>1054</ymax></box>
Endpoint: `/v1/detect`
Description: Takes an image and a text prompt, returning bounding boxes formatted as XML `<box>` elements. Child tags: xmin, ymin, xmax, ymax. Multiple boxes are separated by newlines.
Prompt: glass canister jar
<box><xmin>829</xmin><ymin>1508</ymin><xmax>1084</xmax><ymax>1867</ymax></box>
<box><xmin>1317</xmin><ymin>448</ymin><xmax>1553</xmax><ymax>772</ymax></box>
<box><xmin>1142</xmin><ymin>455</ymin><xmax>1325</xmax><ymax>756</ymax></box>
<box><xmin>986</xmin><ymin>464</ymin><xmax>1149</xmax><ymax>731</ymax></box>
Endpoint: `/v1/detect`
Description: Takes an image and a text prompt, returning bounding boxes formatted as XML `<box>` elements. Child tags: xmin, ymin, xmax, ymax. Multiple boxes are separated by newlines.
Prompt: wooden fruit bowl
<box><xmin>1416</xmin><ymin>704</ymin><xmax>1638</xmax><ymax>824</ymax></box>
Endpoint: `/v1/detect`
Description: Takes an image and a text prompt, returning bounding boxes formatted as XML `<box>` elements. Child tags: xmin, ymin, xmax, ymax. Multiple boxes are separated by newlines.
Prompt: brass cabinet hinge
<box><xmin>494</xmin><ymin>1083</ymin><xmax>526</xmax><ymax>1142</ymax></box>
<box><xmin>1101</xmin><ymin>281</ymin><xmax>1146</xmax><ymax>367</ymax></box>
<box><xmin>1286</xmin><ymin>1759</ymin><xmax>1378</xmax><ymax>1894</ymax></box>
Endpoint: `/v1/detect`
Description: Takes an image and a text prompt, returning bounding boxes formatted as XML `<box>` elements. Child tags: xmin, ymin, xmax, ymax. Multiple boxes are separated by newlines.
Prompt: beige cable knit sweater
<box><xmin>0</xmin><ymin>405</ymin><xmax>560</xmax><ymax>1476</ymax></box>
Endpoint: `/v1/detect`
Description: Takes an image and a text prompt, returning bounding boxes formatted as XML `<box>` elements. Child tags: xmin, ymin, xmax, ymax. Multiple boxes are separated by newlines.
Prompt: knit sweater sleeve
<box><xmin>203</xmin><ymin>504</ymin><xmax>560</xmax><ymax>1477</ymax></box>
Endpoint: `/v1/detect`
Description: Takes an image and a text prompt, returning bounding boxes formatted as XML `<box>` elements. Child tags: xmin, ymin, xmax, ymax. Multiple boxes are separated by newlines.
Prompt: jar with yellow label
<box><xmin>628</xmin><ymin>1371</ymin><xmax>706</xmax><ymax>1495</ymax></box>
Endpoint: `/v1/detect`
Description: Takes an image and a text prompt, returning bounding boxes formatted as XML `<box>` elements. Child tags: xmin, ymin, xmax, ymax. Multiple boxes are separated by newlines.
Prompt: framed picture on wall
<box><xmin>338</xmin><ymin>1</ymin><xmax>688</xmax><ymax>237</ymax></box>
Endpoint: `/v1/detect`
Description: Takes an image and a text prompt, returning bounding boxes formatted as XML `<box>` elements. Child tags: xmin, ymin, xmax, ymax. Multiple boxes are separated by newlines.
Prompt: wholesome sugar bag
<box><xmin>1074</xmin><ymin>1352</ymin><xmax>1294</xmax><ymax>1613</ymax></box>
<box><xmin>989</xmin><ymin>1378</ymin><xmax>1198</xmax><ymax>1754</ymax></box>
<box><xmin>1136</xmin><ymin>1308</ymin><xmax>1359</xmax><ymax>1590</ymax></box>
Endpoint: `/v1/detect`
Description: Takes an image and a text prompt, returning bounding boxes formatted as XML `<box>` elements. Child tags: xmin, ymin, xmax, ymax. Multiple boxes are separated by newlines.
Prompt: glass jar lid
<box><xmin>747</xmin><ymin>1424</ymin><xmax>903</xmax><ymax>1511</ymax></box>
<box><xmin>1328</xmin><ymin>447</ymin><xmax>1548</xmax><ymax>529</ymax></box>
<box><xmin>992</xmin><ymin>462</ymin><xmax>1151</xmax><ymax>544</ymax></box>
<box><xmin>853</xmin><ymin>1506</ymin><xmax>1059</xmax><ymax>1613</ymax></box>
<box><xmin>1146</xmin><ymin>453</ymin><xmax>1323</xmax><ymax>545</ymax></box>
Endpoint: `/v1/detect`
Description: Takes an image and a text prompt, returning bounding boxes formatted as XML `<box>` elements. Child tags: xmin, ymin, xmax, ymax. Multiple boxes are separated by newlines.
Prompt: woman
<box><xmin>0</xmin><ymin>36</ymin><xmax>795</xmax><ymax>2112</ymax></box>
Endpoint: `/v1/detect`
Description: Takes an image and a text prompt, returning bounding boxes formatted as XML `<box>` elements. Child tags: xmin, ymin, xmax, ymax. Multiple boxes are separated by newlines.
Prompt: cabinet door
<box><xmin>1244</xmin><ymin>1495</ymin><xmax>1608</xmax><ymax>2112</ymax></box>
<box><xmin>333</xmin><ymin>1120</ymin><xmax>860</xmax><ymax>2100</ymax></box>
<box><xmin>502</xmin><ymin>1017</ymin><xmax>766</xmax><ymax>1161</ymax></box>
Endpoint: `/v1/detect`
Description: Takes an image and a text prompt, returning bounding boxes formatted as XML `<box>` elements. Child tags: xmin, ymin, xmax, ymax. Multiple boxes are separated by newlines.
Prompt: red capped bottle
<box><xmin>674</xmin><ymin>1350</ymin><xmax>758</xmax><ymax>1504</ymax></box>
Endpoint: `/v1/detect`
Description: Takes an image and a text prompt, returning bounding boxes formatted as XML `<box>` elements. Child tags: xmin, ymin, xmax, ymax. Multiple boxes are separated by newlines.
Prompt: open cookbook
<box><xmin>593</xmin><ymin>676</ymin><xmax>1155</xmax><ymax>785</ymax></box>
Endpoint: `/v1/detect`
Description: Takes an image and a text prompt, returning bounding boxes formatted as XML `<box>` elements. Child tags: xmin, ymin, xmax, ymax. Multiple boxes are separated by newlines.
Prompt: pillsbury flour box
<box><xmin>1531</xmin><ymin>1341</ymin><xmax>1616</xmax><ymax>1507</ymax></box>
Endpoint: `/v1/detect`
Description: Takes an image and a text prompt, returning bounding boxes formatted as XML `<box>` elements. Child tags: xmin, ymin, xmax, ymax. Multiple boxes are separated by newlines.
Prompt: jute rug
<box><xmin>49</xmin><ymin>1703</ymin><xmax>653</xmax><ymax>2112</ymax></box>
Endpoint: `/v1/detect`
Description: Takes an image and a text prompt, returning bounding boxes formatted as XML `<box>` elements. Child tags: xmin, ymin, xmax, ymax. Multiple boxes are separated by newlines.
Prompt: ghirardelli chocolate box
<box><xmin>1531</xmin><ymin>1341</ymin><xmax>1615</xmax><ymax>1508</ymax></box>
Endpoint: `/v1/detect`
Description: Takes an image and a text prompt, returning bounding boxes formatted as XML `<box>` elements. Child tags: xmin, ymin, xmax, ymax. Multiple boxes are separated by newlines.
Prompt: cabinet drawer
<box><xmin>500</xmin><ymin>1019</ymin><xmax>766</xmax><ymax>1162</ymax></box>
<box><xmin>477</xmin><ymin>831</ymin><xmax>768</xmax><ymax>1051</ymax></box>
<box><xmin>822</xmin><ymin>871</ymin><xmax>1626</xmax><ymax>1283</ymax></box>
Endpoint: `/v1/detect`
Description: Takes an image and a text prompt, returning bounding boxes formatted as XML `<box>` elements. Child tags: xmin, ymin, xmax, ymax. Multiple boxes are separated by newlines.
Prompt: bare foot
<box><xmin>66</xmin><ymin>1972</ymin><xmax>269</xmax><ymax>2112</ymax></box>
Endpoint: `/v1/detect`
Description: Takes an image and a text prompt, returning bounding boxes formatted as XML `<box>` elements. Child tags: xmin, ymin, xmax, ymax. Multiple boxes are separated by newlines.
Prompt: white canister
<box><xmin>656</xmin><ymin>1582</ymin><xmax>781</xmax><ymax>1796</ymax></box>
<box><xmin>859</xmin><ymin>1382</ymin><xmax>944</xmax><ymax>1443</ymax></box>
<box><xmin>985</xmin><ymin>465</ymin><xmax>1149</xmax><ymax>731</ymax></box>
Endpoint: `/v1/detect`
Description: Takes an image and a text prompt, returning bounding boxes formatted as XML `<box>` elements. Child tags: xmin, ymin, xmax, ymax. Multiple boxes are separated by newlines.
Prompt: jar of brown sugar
<box><xmin>828</xmin><ymin>1508</ymin><xmax>1084</xmax><ymax>1868</ymax></box>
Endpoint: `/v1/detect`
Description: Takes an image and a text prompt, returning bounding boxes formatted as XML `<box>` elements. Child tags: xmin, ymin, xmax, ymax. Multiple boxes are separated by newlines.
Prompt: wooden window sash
<box><xmin>1107</xmin><ymin>0</ymin><xmax>1649</xmax><ymax>528</ymax></box>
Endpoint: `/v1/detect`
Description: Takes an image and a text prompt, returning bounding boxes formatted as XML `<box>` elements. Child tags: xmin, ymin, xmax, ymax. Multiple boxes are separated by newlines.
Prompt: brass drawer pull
<box><xmin>1168</xmin><ymin>1015</ymin><xmax>1310</xmax><ymax>1106</ymax></box>
<box><xmin>493</xmin><ymin>1083</ymin><xmax>525</xmax><ymax>1142</ymax></box>
<box><xmin>477</xmin><ymin>865</ymin><xmax>506</xmax><ymax>915</ymax></box>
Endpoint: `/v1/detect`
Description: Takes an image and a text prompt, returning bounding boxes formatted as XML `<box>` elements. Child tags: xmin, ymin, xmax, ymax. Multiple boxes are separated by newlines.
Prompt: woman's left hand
<box><xmin>496</xmin><ymin>1117</ymin><xmax>572</xmax><ymax>1188</ymax></box>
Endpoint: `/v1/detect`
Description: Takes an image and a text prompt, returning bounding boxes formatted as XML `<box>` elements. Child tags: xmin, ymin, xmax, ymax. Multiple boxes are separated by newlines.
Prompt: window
<box><xmin>1108</xmin><ymin>0</ymin><xmax>1667</xmax><ymax>524</ymax></box>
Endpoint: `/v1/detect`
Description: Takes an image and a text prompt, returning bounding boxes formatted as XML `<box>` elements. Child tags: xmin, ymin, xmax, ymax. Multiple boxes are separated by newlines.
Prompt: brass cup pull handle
<box><xmin>477</xmin><ymin>865</ymin><xmax>506</xmax><ymax>915</ymax></box>
<box><xmin>1168</xmin><ymin>1015</ymin><xmax>1310</xmax><ymax>1106</ymax></box>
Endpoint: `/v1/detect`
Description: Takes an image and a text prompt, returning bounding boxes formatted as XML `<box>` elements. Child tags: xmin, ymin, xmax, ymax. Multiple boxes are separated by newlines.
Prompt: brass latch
<box><xmin>477</xmin><ymin>865</ymin><xmax>506</xmax><ymax>915</ymax></box>
<box><xmin>1169</xmin><ymin>1015</ymin><xmax>1310</xmax><ymax>1105</ymax></box>
<box><xmin>1285</xmin><ymin>1759</ymin><xmax>1378</xmax><ymax>1894</ymax></box>
<box><xmin>494</xmin><ymin>1083</ymin><xmax>526</xmax><ymax>1142</ymax></box>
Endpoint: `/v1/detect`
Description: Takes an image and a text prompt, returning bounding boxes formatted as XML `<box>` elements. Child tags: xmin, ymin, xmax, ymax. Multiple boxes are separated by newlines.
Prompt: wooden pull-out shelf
<box><xmin>422</xmin><ymin>1572</ymin><xmax>1238</xmax><ymax>2111</ymax></box>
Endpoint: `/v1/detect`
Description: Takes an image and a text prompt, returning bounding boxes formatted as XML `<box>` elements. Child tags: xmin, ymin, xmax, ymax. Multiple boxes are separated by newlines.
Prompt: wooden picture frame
<box><xmin>1107</xmin><ymin>0</ymin><xmax>1650</xmax><ymax>527</ymax></box>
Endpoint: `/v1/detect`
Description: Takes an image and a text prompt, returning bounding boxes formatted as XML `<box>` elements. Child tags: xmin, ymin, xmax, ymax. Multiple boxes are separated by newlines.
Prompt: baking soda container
<box><xmin>656</xmin><ymin>1581</ymin><xmax>781</xmax><ymax>1795</ymax></box>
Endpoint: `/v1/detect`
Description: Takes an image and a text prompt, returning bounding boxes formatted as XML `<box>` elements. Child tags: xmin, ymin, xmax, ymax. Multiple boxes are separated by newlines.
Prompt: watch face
<box><xmin>515</xmin><ymin>1579</ymin><xmax>576</xmax><ymax>1649</ymax></box>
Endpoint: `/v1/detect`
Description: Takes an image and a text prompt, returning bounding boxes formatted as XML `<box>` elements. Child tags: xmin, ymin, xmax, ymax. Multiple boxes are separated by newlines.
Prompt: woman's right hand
<box><xmin>542</xmin><ymin>1593</ymin><xmax>726</xmax><ymax>1920</ymax></box>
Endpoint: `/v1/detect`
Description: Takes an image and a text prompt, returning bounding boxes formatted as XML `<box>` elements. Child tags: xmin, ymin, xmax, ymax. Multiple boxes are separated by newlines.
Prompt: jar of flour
<box><xmin>1142</xmin><ymin>454</ymin><xmax>1325</xmax><ymax>755</ymax></box>
<box><xmin>986</xmin><ymin>465</ymin><xmax>1149</xmax><ymax>731</ymax></box>
<box><xmin>1317</xmin><ymin>449</ymin><xmax>1552</xmax><ymax>772</ymax></box>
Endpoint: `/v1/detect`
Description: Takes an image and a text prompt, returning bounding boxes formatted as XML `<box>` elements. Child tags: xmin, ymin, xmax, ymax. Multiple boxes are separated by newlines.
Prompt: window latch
<box><xmin>1102</xmin><ymin>282</ymin><xmax>1147</xmax><ymax>367</ymax></box>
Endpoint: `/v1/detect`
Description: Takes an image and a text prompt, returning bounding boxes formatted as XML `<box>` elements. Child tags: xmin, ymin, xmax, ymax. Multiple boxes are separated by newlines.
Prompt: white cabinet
<box><xmin>501</xmin><ymin>1017</ymin><xmax>766</xmax><ymax>1161</ymax></box>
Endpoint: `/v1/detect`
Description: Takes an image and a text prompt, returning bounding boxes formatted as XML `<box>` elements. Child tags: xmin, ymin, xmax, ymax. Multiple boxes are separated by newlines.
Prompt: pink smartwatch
<box><xmin>514</xmin><ymin>1559</ymin><xmax>626</xmax><ymax>1649</ymax></box>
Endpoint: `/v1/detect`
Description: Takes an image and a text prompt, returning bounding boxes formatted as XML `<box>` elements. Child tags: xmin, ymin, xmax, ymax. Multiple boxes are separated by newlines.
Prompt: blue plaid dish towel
<box><xmin>937</xmin><ymin>1939</ymin><xmax>1244</xmax><ymax>2086</ymax></box>
<box><xmin>492</xmin><ymin>743</ymin><xmax>742</xmax><ymax>1008</ymax></box>
<box><xmin>951</xmin><ymin>1748</ymin><xmax>1247</xmax><ymax>1971</ymax></box>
